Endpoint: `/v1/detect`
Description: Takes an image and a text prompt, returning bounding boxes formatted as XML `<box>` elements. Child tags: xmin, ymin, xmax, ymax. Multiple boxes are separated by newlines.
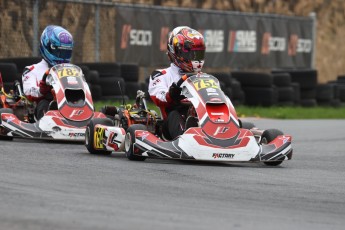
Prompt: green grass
<box><xmin>236</xmin><ymin>105</ymin><xmax>345</xmax><ymax>119</ymax></box>
<box><xmin>94</xmin><ymin>100</ymin><xmax>345</xmax><ymax>119</ymax></box>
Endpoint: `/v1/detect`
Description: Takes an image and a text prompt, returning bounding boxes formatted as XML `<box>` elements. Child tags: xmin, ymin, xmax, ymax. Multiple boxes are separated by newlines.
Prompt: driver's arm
<box><xmin>148</xmin><ymin>70</ymin><xmax>173</xmax><ymax>107</ymax></box>
<box><xmin>22</xmin><ymin>67</ymin><xmax>44</xmax><ymax>101</ymax></box>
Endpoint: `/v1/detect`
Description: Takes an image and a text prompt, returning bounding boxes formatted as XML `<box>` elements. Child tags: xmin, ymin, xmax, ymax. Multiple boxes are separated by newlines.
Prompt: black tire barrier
<box><xmin>0</xmin><ymin>57</ymin><xmax>41</xmax><ymax>74</ymax></box>
<box><xmin>290</xmin><ymin>82</ymin><xmax>301</xmax><ymax>104</ymax></box>
<box><xmin>79</xmin><ymin>65</ymin><xmax>90</xmax><ymax>82</ymax></box>
<box><xmin>0</xmin><ymin>63</ymin><xmax>18</xmax><ymax>82</ymax></box>
<box><xmin>272</xmin><ymin>69</ymin><xmax>317</xmax><ymax>89</ymax></box>
<box><xmin>125</xmin><ymin>82</ymin><xmax>141</xmax><ymax>100</ymax></box>
<box><xmin>89</xmin><ymin>84</ymin><xmax>102</xmax><ymax>101</ymax></box>
<box><xmin>88</xmin><ymin>70</ymin><xmax>100</xmax><ymax>84</ymax></box>
<box><xmin>232</xmin><ymin>71</ymin><xmax>273</xmax><ymax>87</ymax></box>
<box><xmin>99</xmin><ymin>77</ymin><xmax>126</xmax><ymax>96</ymax></box>
<box><xmin>208</xmin><ymin>72</ymin><xmax>232</xmax><ymax>86</ymax></box>
<box><xmin>277</xmin><ymin>86</ymin><xmax>294</xmax><ymax>102</ymax></box>
<box><xmin>316</xmin><ymin>84</ymin><xmax>334</xmax><ymax>102</ymax></box>
<box><xmin>337</xmin><ymin>75</ymin><xmax>345</xmax><ymax>84</ymax></box>
<box><xmin>272</xmin><ymin>73</ymin><xmax>291</xmax><ymax>87</ymax></box>
<box><xmin>300</xmin><ymin>88</ymin><xmax>316</xmax><ymax>100</ymax></box>
<box><xmin>120</xmin><ymin>63</ymin><xmax>139</xmax><ymax>82</ymax></box>
<box><xmin>219</xmin><ymin>80</ymin><xmax>226</xmax><ymax>90</ymax></box>
<box><xmin>338</xmin><ymin>86</ymin><xmax>345</xmax><ymax>102</ymax></box>
<box><xmin>223</xmin><ymin>87</ymin><xmax>233</xmax><ymax>99</ymax></box>
<box><xmin>100</xmin><ymin>95</ymin><xmax>129</xmax><ymax>102</ymax></box>
<box><xmin>300</xmin><ymin>99</ymin><xmax>317</xmax><ymax>107</ymax></box>
<box><xmin>80</xmin><ymin>62</ymin><xmax>121</xmax><ymax>78</ymax></box>
<box><xmin>242</xmin><ymin>86</ymin><xmax>278</xmax><ymax>107</ymax></box>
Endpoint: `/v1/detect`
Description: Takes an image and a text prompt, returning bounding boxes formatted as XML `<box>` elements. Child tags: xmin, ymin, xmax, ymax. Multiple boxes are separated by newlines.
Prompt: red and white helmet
<box><xmin>167</xmin><ymin>26</ymin><xmax>205</xmax><ymax>73</ymax></box>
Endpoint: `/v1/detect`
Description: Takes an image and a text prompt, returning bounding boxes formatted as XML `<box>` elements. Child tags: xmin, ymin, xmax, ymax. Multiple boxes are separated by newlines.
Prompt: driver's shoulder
<box><xmin>150</xmin><ymin>68</ymin><xmax>169</xmax><ymax>81</ymax></box>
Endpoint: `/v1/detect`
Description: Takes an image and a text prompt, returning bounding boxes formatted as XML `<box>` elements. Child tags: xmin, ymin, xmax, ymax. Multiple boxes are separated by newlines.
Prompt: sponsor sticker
<box><xmin>212</xmin><ymin>153</ymin><xmax>235</xmax><ymax>159</ymax></box>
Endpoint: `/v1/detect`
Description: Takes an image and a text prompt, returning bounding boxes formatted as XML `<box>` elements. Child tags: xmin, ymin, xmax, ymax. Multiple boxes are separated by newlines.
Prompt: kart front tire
<box><xmin>125</xmin><ymin>124</ymin><xmax>147</xmax><ymax>161</ymax></box>
<box><xmin>261</xmin><ymin>129</ymin><xmax>284</xmax><ymax>166</ymax></box>
<box><xmin>85</xmin><ymin>118</ymin><xmax>113</xmax><ymax>155</ymax></box>
<box><xmin>0</xmin><ymin>108</ymin><xmax>14</xmax><ymax>140</ymax></box>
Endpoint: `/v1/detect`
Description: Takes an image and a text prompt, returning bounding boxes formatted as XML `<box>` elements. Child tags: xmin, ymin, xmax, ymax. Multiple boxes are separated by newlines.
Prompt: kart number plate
<box><xmin>57</xmin><ymin>67</ymin><xmax>79</xmax><ymax>78</ymax></box>
<box><xmin>193</xmin><ymin>79</ymin><xmax>218</xmax><ymax>91</ymax></box>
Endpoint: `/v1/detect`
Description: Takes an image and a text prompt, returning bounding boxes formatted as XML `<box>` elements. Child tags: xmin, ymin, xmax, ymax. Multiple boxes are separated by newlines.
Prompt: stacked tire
<box><xmin>81</xmin><ymin>62</ymin><xmax>127</xmax><ymax>101</ymax></box>
<box><xmin>80</xmin><ymin>65</ymin><xmax>102</xmax><ymax>101</ymax></box>
<box><xmin>272</xmin><ymin>69</ymin><xmax>318</xmax><ymax>107</ymax></box>
<box><xmin>0</xmin><ymin>63</ymin><xmax>19</xmax><ymax>92</ymax></box>
<box><xmin>0</xmin><ymin>57</ymin><xmax>41</xmax><ymax>75</ymax></box>
<box><xmin>334</xmin><ymin>75</ymin><xmax>345</xmax><ymax>105</ymax></box>
<box><xmin>232</xmin><ymin>71</ymin><xmax>277</xmax><ymax>107</ymax></box>
<box><xmin>208</xmin><ymin>72</ymin><xmax>245</xmax><ymax>105</ymax></box>
<box><xmin>271</xmin><ymin>72</ymin><xmax>296</xmax><ymax>106</ymax></box>
<box><xmin>120</xmin><ymin>63</ymin><xmax>140</xmax><ymax>100</ymax></box>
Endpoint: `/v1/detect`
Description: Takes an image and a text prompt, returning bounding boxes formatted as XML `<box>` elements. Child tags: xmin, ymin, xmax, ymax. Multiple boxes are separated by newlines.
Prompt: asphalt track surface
<box><xmin>1</xmin><ymin>119</ymin><xmax>345</xmax><ymax>230</ymax></box>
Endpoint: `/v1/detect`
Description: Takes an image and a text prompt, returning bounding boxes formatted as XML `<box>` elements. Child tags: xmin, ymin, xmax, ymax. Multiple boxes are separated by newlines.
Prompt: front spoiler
<box><xmin>132</xmin><ymin>129</ymin><xmax>293</xmax><ymax>163</ymax></box>
<box><xmin>0</xmin><ymin>112</ymin><xmax>105</xmax><ymax>142</ymax></box>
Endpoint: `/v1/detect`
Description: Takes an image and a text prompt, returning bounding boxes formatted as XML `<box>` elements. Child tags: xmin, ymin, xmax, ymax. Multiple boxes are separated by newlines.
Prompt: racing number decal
<box><xmin>94</xmin><ymin>127</ymin><xmax>106</xmax><ymax>149</ymax></box>
<box><xmin>193</xmin><ymin>79</ymin><xmax>218</xmax><ymax>91</ymax></box>
<box><xmin>57</xmin><ymin>67</ymin><xmax>78</xmax><ymax>78</ymax></box>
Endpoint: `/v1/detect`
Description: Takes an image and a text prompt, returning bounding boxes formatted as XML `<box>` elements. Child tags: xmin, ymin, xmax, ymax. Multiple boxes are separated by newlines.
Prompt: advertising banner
<box><xmin>116</xmin><ymin>6</ymin><xmax>313</xmax><ymax>69</ymax></box>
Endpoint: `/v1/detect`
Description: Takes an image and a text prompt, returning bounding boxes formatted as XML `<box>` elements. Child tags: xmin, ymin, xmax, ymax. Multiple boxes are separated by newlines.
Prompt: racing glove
<box><xmin>168</xmin><ymin>83</ymin><xmax>185</xmax><ymax>102</ymax></box>
<box><xmin>39</xmin><ymin>80</ymin><xmax>51</xmax><ymax>95</ymax></box>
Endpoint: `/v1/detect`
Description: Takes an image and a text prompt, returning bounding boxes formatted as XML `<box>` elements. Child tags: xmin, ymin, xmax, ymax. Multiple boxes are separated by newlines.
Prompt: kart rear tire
<box><xmin>125</xmin><ymin>124</ymin><xmax>147</xmax><ymax>161</ymax></box>
<box><xmin>85</xmin><ymin>118</ymin><xmax>113</xmax><ymax>155</ymax></box>
<box><xmin>261</xmin><ymin>129</ymin><xmax>284</xmax><ymax>166</ymax></box>
<box><xmin>0</xmin><ymin>108</ymin><xmax>14</xmax><ymax>140</ymax></box>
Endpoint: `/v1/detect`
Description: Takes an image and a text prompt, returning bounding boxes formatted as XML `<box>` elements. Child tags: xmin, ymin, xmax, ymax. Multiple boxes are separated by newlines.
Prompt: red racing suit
<box><xmin>148</xmin><ymin>63</ymin><xmax>185</xmax><ymax>119</ymax></box>
<box><xmin>22</xmin><ymin>59</ymin><xmax>49</xmax><ymax>102</ymax></box>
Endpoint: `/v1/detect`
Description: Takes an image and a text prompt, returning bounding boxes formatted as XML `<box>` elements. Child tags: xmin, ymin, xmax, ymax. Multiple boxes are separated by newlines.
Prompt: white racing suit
<box><xmin>148</xmin><ymin>63</ymin><xmax>188</xmax><ymax>139</ymax></box>
<box><xmin>22</xmin><ymin>59</ymin><xmax>51</xmax><ymax>119</ymax></box>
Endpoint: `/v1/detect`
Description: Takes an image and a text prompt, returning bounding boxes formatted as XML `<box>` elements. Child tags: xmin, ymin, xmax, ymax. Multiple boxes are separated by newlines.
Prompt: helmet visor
<box><xmin>179</xmin><ymin>49</ymin><xmax>205</xmax><ymax>62</ymax></box>
<box><xmin>48</xmin><ymin>44</ymin><xmax>73</xmax><ymax>61</ymax></box>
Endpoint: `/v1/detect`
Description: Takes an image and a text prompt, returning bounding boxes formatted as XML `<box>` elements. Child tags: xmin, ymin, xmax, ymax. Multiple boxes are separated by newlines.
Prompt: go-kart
<box><xmin>85</xmin><ymin>73</ymin><xmax>293</xmax><ymax>166</ymax></box>
<box><xmin>0</xmin><ymin>63</ymin><xmax>106</xmax><ymax>142</ymax></box>
<box><xmin>85</xmin><ymin>90</ymin><xmax>160</xmax><ymax>154</ymax></box>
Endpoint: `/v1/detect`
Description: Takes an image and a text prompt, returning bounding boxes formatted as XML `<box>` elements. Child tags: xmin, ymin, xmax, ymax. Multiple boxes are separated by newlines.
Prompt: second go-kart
<box><xmin>85</xmin><ymin>73</ymin><xmax>293</xmax><ymax>166</ymax></box>
<box><xmin>0</xmin><ymin>63</ymin><xmax>106</xmax><ymax>142</ymax></box>
<box><xmin>85</xmin><ymin>90</ymin><xmax>160</xmax><ymax>154</ymax></box>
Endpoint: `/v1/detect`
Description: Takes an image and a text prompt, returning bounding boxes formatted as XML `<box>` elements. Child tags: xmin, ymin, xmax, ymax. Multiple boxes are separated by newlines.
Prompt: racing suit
<box><xmin>148</xmin><ymin>63</ymin><xmax>188</xmax><ymax>140</ymax></box>
<box><xmin>22</xmin><ymin>59</ymin><xmax>51</xmax><ymax>120</ymax></box>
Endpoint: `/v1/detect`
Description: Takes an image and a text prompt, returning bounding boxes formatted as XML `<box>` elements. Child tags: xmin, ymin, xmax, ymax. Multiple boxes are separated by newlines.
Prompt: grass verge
<box><xmin>94</xmin><ymin>100</ymin><xmax>345</xmax><ymax>119</ymax></box>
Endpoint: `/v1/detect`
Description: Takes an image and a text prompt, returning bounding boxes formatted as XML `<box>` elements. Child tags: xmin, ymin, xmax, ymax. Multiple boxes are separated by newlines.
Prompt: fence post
<box><xmin>95</xmin><ymin>3</ymin><xmax>100</xmax><ymax>62</ymax></box>
<box><xmin>309</xmin><ymin>12</ymin><xmax>317</xmax><ymax>69</ymax></box>
<box><xmin>33</xmin><ymin>0</ymin><xmax>39</xmax><ymax>56</ymax></box>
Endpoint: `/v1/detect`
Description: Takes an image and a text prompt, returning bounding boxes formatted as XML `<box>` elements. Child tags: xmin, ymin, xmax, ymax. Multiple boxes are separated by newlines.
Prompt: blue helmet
<box><xmin>39</xmin><ymin>25</ymin><xmax>74</xmax><ymax>66</ymax></box>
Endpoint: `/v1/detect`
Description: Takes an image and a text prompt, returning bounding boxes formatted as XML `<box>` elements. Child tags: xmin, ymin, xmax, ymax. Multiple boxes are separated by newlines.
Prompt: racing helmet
<box><xmin>39</xmin><ymin>25</ymin><xmax>74</xmax><ymax>66</ymax></box>
<box><xmin>167</xmin><ymin>26</ymin><xmax>205</xmax><ymax>73</ymax></box>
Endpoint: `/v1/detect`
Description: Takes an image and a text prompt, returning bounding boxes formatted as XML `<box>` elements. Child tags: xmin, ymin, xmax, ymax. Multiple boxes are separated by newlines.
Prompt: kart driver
<box><xmin>22</xmin><ymin>25</ymin><xmax>74</xmax><ymax>120</ymax></box>
<box><xmin>148</xmin><ymin>26</ymin><xmax>206</xmax><ymax>140</ymax></box>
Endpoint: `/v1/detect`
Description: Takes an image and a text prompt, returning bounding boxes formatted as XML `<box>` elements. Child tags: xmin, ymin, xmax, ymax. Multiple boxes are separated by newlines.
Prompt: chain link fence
<box><xmin>0</xmin><ymin>0</ymin><xmax>118</xmax><ymax>63</ymax></box>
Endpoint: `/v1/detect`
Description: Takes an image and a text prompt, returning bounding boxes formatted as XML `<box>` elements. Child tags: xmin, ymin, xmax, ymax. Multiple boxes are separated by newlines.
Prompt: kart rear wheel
<box><xmin>261</xmin><ymin>129</ymin><xmax>284</xmax><ymax>166</ymax></box>
<box><xmin>85</xmin><ymin>118</ymin><xmax>113</xmax><ymax>155</ymax></box>
<box><xmin>0</xmin><ymin>108</ymin><xmax>14</xmax><ymax>140</ymax></box>
<box><xmin>125</xmin><ymin>124</ymin><xmax>147</xmax><ymax>161</ymax></box>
